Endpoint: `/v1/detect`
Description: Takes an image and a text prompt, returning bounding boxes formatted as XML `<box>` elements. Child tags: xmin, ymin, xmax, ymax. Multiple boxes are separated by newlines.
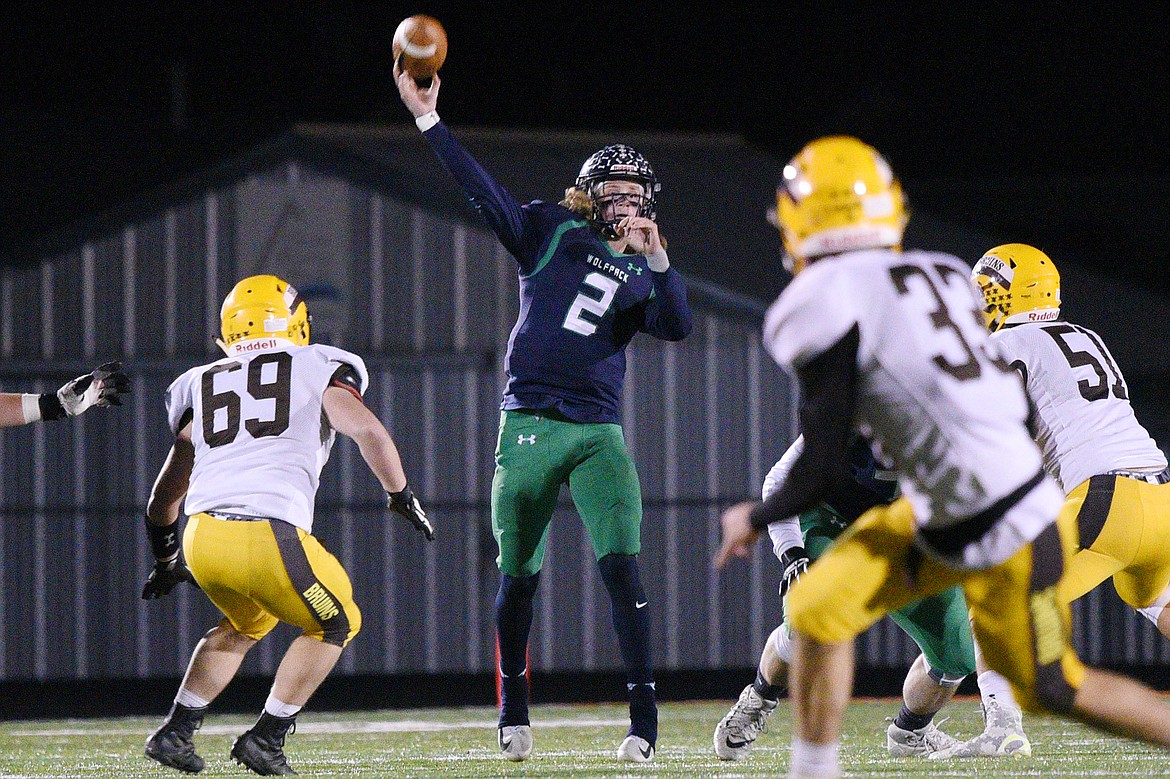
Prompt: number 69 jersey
<box><xmin>988</xmin><ymin>322</ymin><xmax>1167</xmax><ymax>494</ymax></box>
<box><xmin>764</xmin><ymin>248</ymin><xmax>1060</xmax><ymax>561</ymax></box>
<box><xmin>164</xmin><ymin>341</ymin><xmax>370</xmax><ymax>533</ymax></box>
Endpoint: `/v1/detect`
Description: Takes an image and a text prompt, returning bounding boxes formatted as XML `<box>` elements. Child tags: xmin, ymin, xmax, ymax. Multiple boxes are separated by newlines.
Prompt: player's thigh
<box><xmin>1057</xmin><ymin>477</ymin><xmax>1126</xmax><ymax>603</ymax></box>
<box><xmin>183</xmin><ymin>513</ymin><xmax>279</xmax><ymax>640</ymax></box>
<box><xmin>1110</xmin><ymin>479</ymin><xmax>1170</xmax><ymax>608</ymax></box>
<box><xmin>965</xmin><ymin>520</ymin><xmax>1085</xmax><ymax>713</ymax></box>
<box><xmin>491</xmin><ymin>411</ymin><xmax>569</xmax><ymax>577</ymax></box>
<box><xmin>252</xmin><ymin>521</ymin><xmax>361</xmax><ymax>647</ymax></box>
<box><xmin>786</xmin><ymin>498</ymin><xmax>962</xmax><ymax>643</ymax></box>
<box><xmin>889</xmin><ymin>585</ymin><xmax>976</xmax><ymax>678</ymax></box>
<box><xmin>568</xmin><ymin>423</ymin><xmax>643</xmax><ymax>559</ymax></box>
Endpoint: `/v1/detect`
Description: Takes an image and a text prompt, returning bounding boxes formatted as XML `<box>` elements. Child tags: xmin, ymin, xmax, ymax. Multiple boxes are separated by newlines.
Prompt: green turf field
<box><xmin>0</xmin><ymin>697</ymin><xmax>1162</xmax><ymax>777</ymax></box>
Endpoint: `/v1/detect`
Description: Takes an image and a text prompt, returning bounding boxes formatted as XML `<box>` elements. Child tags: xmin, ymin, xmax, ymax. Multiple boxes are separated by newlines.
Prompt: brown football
<box><xmin>393</xmin><ymin>15</ymin><xmax>447</xmax><ymax>80</ymax></box>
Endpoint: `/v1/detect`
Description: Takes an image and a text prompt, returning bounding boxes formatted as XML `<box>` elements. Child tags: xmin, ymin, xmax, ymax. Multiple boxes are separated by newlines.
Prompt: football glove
<box><xmin>387</xmin><ymin>486</ymin><xmax>434</xmax><ymax>541</ymax></box>
<box><xmin>142</xmin><ymin>558</ymin><xmax>199</xmax><ymax>600</ymax></box>
<box><xmin>53</xmin><ymin>360</ymin><xmax>131</xmax><ymax>418</ymax></box>
<box><xmin>777</xmin><ymin>546</ymin><xmax>809</xmax><ymax>600</ymax></box>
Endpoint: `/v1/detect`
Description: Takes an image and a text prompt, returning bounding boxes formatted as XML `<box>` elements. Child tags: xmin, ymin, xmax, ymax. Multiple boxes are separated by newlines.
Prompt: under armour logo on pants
<box><xmin>518</xmin><ymin>434</ymin><xmax>536</xmax><ymax>445</ymax></box>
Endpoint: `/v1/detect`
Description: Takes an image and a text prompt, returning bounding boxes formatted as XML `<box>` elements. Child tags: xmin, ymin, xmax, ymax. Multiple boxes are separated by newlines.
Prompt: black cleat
<box><xmin>230</xmin><ymin>712</ymin><xmax>298</xmax><ymax>776</ymax></box>
<box><xmin>145</xmin><ymin>703</ymin><xmax>207</xmax><ymax>774</ymax></box>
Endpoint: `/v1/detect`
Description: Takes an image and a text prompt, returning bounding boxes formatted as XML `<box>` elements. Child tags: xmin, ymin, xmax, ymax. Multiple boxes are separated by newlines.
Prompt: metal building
<box><xmin>1</xmin><ymin>124</ymin><xmax>1167</xmax><ymax>686</ymax></box>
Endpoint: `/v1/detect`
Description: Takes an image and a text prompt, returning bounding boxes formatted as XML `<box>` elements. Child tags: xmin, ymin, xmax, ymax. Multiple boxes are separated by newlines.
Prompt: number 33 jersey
<box><xmin>763</xmin><ymin>248</ymin><xmax>1055</xmax><ymax>542</ymax></box>
<box><xmin>989</xmin><ymin>322</ymin><xmax>1166</xmax><ymax>493</ymax></box>
<box><xmin>165</xmin><ymin>340</ymin><xmax>370</xmax><ymax>532</ymax></box>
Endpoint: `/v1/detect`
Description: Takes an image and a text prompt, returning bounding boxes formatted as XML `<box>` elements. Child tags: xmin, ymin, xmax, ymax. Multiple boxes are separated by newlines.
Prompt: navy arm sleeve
<box><xmin>638</xmin><ymin>269</ymin><xmax>693</xmax><ymax>341</ymax></box>
<box><xmin>749</xmin><ymin>325</ymin><xmax>860</xmax><ymax>531</ymax></box>
<box><xmin>422</xmin><ymin>122</ymin><xmax>538</xmax><ymax>271</ymax></box>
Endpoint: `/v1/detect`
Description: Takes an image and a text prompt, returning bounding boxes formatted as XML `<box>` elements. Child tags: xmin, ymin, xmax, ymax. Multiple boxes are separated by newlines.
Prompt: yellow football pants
<box><xmin>786</xmin><ymin>497</ymin><xmax>1085</xmax><ymax>713</ymax></box>
<box><xmin>183</xmin><ymin>513</ymin><xmax>361</xmax><ymax>647</ymax></box>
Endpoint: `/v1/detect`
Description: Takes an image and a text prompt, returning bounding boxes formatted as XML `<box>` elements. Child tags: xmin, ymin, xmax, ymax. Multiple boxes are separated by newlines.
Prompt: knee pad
<box><xmin>767</xmin><ymin>622</ymin><xmax>793</xmax><ymax>664</ymax></box>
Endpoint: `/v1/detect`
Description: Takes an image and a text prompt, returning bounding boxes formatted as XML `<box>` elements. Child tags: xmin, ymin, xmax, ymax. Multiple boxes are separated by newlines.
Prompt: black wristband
<box><xmin>145</xmin><ymin>515</ymin><xmax>181</xmax><ymax>560</ymax></box>
<box><xmin>39</xmin><ymin>392</ymin><xmax>67</xmax><ymax>421</ymax></box>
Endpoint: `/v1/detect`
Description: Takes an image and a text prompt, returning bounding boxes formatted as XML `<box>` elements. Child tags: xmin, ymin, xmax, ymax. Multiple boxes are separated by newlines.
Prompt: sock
<box><xmin>790</xmin><ymin>736</ymin><xmax>839</xmax><ymax>777</ymax></box>
<box><xmin>264</xmin><ymin>695</ymin><xmax>302</xmax><ymax>719</ymax></box>
<box><xmin>893</xmin><ymin>702</ymin><xmax>934</xmax><ymax>732</ymax></box>
<box><xmin>598</xmin><ymin>554</ymin><xmax>656</xmax><ymax>745</ymax></box>
<box><xmin>752</xmin><ymin>668</ymin><xmax>782</xmax><ymax>702</ymax></box>
<box><xmin>977</xmin><ymin>669</ymin><xmax>1017</xmax><ymax>712</ymax></box>
<box><xmin>175</xmin><ymin>687</ymin><xmax>210</xmax><ymax>710</ymax></box>
<box><xmin>496</xmin><ymin>572</ymin><xmax>540</xmax><ymax>726</ymax></box>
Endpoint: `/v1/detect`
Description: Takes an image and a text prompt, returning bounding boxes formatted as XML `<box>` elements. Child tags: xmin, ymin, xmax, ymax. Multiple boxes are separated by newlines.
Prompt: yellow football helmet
<box><xmin>219</xmin><ymin>274</ymin><xmax>310</xmax><ymax>347</ymax></box>
<box><xmin>775</xmin><ymin>135</ymin><xmax>908</xmax><ymax>273</ymax></box>
<box><xmin>970</xmin><ymin>243</ymin><xmax>1061</xmax><ymax>332</ymax></box>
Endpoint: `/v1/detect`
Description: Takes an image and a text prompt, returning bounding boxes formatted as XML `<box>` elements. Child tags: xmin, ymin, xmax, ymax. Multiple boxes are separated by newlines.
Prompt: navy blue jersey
<box><xmin>423</xmin><ymin>122</ymin><xmax>693</xmax><ymax>423</ymax></box>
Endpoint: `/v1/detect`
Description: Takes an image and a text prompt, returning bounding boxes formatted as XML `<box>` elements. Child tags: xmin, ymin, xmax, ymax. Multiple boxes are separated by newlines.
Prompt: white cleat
<box><xmin>886</xmin><ymin>718</ymin><xmax>961</xmax><ymax>757</ymax></box>
<box><xmin>498</xmin><ymin>725</ymin><xmax>533</xmax><ymax>761</ymax></box>
<box><xmin>714</xmin><ymin>684</ymin><xmax>778</xmax><ymax>760</ymax></box>
<box><xmin>928</xmin><ymin>700</ymin><xmax>1032</xmax><ymax>759</ymax></box>
<box><xmin>617</xmin><ymin>735</ymin><xmax>655</xmax><ymax>762</ymax></box>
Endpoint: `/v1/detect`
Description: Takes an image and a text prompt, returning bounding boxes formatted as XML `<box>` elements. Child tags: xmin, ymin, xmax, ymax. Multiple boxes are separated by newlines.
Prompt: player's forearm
<box><xmin>642</xmin><ymin>269</ymin><xmax>693</xmax><ymax>341</ymax></box>
<box><xmin>350</xmin><ymin>425</ymin><xmax>409</xmax><ymax>494</ymax></box>
<box><xmin>0</xmin><ymin>394</ymin><xmax>27</xmax><ymax>428</ymax></box>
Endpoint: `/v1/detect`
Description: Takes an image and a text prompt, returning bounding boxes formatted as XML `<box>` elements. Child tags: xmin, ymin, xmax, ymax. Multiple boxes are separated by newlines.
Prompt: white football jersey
<box><xmin>990</xmin><ymin>321</ymin><xmax>1167</xmax><ymax>493</ymax></box>
<box><xmin>165</xmin><ymin>338</ymin><xmax>370</xmax><ymax>532</ymax></box>
<box><xmin>763</xmin><ymin>248</ymin><xmax>1063</xmax><ymax>568</ymax></box>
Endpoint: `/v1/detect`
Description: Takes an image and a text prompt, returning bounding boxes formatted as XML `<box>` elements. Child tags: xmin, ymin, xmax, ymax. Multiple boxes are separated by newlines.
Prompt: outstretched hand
<box><xmin>57</xmin><ymin>360</ymin><xmax>131</xmax><ymax>416</ymax></box>
<box><xmin>394</xmin><ymin>59</ymin><xmax>440</xmax><ymax>118</ymax></box>
<box><xmin>387</xmin><ymin>486</ymin><xmax>435</xmax><ymax>541</ymax></box>
<box><xmin>713</xmin><ymin>501</ymin><xmax>761</xmax><ymax>569</ymax></box>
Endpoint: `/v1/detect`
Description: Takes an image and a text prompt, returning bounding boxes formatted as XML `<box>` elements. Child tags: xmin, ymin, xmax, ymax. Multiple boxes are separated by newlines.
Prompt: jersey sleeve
<box><xmin>422</xmin><ymin>121</ymin><xmax>546</xmax><ymax>273</ymax></box>
<box><xmin>314</xmin><ymin>346</ymin><xmax>370</xmax><ymax>397</ymax></box>
<box><xmin>164</xmin><ymin>371</ymin><xmax>195</xmax><ymax>435</ymax></box>
<box><xmin>762</xmin><ymin>262</ymin><xmax>859</xmax><ymax>371</ymax></box>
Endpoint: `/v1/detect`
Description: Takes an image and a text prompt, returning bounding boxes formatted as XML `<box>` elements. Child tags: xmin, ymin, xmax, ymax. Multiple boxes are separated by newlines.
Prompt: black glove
<box><xmin>778</xmin><ymin>546</ymin><xmax>809</xmax><ymax>600</ymax></box>
<box><xmin>387</xmin><ymin>486</ymin><xmax>434</xmax><ymax>541</ymax></box>
<box><xmin>142</xmin><ymin>558</ymin><xmax>199</xmax><ymax>600</ymax></box>
<box><xmin>49</xmin><ymin>360</ymin><xmax>131</xmax><ymax>419</ymax></box>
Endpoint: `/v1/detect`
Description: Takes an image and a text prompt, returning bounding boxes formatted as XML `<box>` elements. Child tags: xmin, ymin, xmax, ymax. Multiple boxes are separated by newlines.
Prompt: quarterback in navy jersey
<box><xmin>397</xmin><ymin>65</ymin><xmax>691</xmax><ymax>764</ymax></box>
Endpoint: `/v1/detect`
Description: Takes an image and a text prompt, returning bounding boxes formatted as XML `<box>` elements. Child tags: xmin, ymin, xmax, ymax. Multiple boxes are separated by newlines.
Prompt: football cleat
<box><xmin>144</xmin><ymin>704</ymin><xmax>206</xmax><ymax>774</ymax></box>
<box><xmin>714</xmin><ymin>684</ymin><xmax>778</xmax><ymax>760</ymax></box>
<box><xmin>616</xmin><ymin>734</ymin><xmax>655</xmax><ymax>762</ymax></box>
<box><xmin>498</xmin><ymin>724</ymin><xmax>533</xmax><ymax>761</ymax></box>
<box><xmin>886</xmin><ymin>718</ymin><xmax>961</xmax><ymax>757</ymax></box>
<box><xmin>928</xmin><ymin>699</ymin><xmax>1032</xmax><ymax>759</ymax></box>
<box><xmin>231</xmin><ymin>712</ymin><xmax>297</xmax><ymax>775</ymax></box>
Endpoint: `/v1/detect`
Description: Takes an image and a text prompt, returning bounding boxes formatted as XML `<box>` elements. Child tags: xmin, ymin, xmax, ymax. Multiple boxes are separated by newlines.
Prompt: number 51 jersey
<box><xmin>165</xmin><ymin>341</ymin><xmax>370</xmax><ymax>533</ymax></box>
<box><xmin>989</xmin><ymin>322</ymin><xmax>1166</xmax><ymax>493</ymax></box>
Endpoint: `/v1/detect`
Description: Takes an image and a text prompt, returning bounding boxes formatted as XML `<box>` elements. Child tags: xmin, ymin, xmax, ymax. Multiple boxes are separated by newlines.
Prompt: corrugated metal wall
<box><xmin>0</xmin><ymin>160</ymin><xmax>1161</xmax><ymax>684</ymax></box>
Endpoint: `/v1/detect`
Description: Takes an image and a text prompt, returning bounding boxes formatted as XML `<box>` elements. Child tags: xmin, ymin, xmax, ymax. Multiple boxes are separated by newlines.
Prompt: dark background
<box><xmin>3</xmin><ymin>3</ymin><xmax>1168</xmax><ymax>293</ymax></box>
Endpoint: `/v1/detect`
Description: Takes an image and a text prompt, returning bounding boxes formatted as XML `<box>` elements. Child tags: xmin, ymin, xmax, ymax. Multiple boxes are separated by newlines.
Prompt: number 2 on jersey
<box><xmin>563</xmin><ymin>272</ymin><xmax>619</xmax><ymax>336</ymax></box>
<box><xmin>201</xmin><ymin>352</ymin><xmax>294</xmax><ymax>447</ymax></box>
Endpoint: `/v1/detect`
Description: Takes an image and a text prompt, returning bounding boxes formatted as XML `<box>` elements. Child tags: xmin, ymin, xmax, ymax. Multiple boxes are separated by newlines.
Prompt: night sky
<box><xmin>4</xmin><ymin>3</ymin><xmax>1168</xmax><ymax>289</ymax></box>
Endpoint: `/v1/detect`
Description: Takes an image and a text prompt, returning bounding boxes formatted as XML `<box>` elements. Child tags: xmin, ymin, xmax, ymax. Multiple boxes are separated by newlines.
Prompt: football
<box><xmin>393</xmin><ymin>15</ymin><xmax>447</xmax><ymax>80</ymax></box>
